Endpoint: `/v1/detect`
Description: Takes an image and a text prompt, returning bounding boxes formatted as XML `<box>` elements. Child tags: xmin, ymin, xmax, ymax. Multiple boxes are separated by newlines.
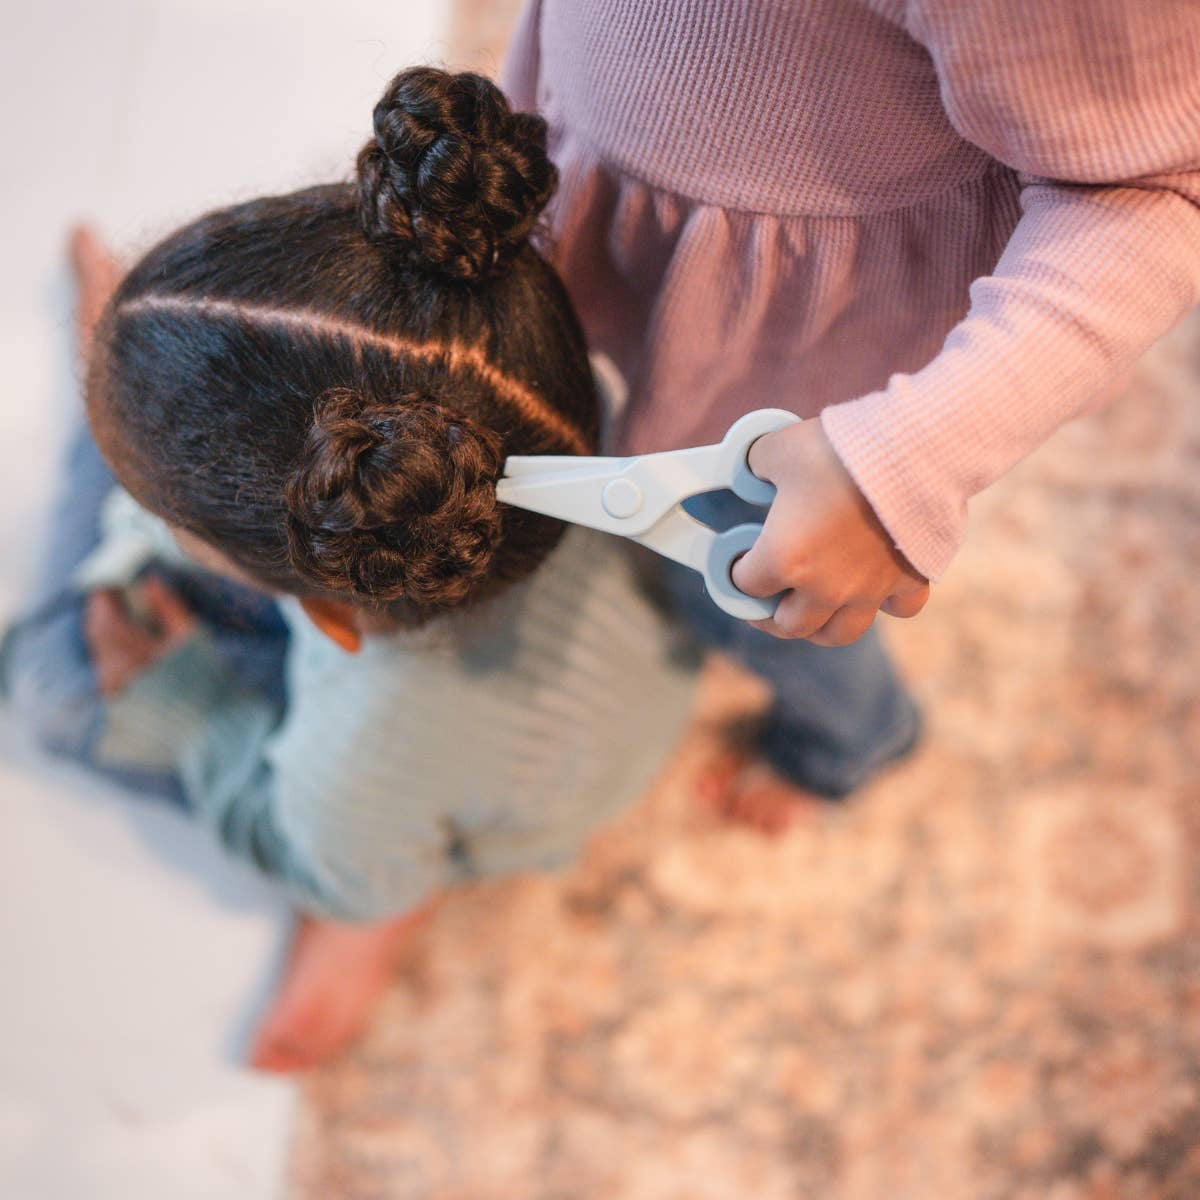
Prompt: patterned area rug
<box><xmin>288</xmin><ymin>11</ymin><xmax>1200</xmax><ymax>1195</ymax></box>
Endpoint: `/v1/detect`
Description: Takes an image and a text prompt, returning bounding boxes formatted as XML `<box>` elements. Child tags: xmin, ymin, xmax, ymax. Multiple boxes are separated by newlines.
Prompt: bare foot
<box><xmin>249</xmin><ymin>906</ymin><xmax>432</xmax><ymax>1074</ymax></box>
<box><xmin>69</xmin><ymin>225</ymin><xmax>122</xmax><ymax>359</ymax></box>
<box><xmin>696</xmin><ymin>741</ymin><xmax>820</xmax><ymax>836</ymax></box>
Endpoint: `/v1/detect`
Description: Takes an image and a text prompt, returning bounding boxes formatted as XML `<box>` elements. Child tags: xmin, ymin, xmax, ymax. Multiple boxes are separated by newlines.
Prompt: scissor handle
<box><xmin>721</xmin><ymin>409</ymin><xmax>803</xmax><ymax>506</ymax></box>
<box><xmin>699</xmin><ymin>409</ymin><xmax>801</xmax><ymax>619</ymax></box>
<box><xmin>703</xmin><ymin>523</ymin><xmax>783</xmax><ymax>620</ymax></box>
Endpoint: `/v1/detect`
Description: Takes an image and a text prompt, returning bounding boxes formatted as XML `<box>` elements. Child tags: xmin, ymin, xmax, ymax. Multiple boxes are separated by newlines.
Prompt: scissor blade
<box><xmin>496</xmin><ymin>462</ymin><xmax>634</xmax><ymax>534</ymax></box>
<box><xmin>499</xmin><ymin>453</ymin><xmax>632</xmax><ymax>478</ymax></box>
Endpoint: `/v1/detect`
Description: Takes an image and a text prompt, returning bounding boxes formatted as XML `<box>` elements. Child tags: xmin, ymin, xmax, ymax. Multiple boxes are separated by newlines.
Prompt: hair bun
<box><xmin>356</xmin><ymin>66</ymin><xmax>558</xmax><ymax>283</ymax></box>
<box><xmin>285</xmin><ymin>388</ymin><xmax>504</xmax><ymax>608</ymax></box>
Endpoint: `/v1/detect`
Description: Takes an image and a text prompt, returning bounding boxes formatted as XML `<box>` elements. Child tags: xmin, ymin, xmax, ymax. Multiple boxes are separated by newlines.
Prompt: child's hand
<box><xmin>84</xmin><ymin>577</ymin><xmax>198</xmax><ymax>696</ymax></box>
<box><xmin>731</xmin><ymin>420</ymin><xmax>929</xmax><ymax>644</ymax></box>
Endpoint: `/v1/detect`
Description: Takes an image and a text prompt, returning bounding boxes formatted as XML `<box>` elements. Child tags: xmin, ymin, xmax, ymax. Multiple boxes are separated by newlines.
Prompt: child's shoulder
<box><xmin>285</xmin><ymin>524</ymin><xmax>665</xmax><ymax>674</ymax></box>
<box><xmin>267</xmin><ymin>520</ymin><xmax>696</xmax><ymax>855</ymax></box>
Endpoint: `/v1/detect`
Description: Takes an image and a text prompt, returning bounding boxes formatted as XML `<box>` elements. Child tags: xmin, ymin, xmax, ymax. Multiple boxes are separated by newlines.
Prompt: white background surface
<box><xmin>0</xmin><ymin>2</ymin><xmax>450</xmax><ymax>1196</ymax></box>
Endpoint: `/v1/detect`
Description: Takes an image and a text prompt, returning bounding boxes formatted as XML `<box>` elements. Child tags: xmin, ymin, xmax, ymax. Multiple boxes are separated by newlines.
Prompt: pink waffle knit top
<box><xmin>501</xmin><ymin>0</ymin><xmax>1200</xmax><ymax>579</ymax></box>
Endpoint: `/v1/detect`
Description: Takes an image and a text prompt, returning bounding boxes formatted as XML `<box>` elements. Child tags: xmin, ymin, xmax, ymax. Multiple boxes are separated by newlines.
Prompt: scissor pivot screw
<box><xmin>601</xmin><ymin>478</ymin><xmax>643</xmax><ymax>519</ymax></box>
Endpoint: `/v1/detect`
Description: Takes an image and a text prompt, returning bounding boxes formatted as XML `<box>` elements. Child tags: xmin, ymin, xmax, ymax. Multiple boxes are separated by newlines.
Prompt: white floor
<box><xmin>0</xmin><ymin>3</ymin><xmax>449</xmax><ymax>1196</ymax></box>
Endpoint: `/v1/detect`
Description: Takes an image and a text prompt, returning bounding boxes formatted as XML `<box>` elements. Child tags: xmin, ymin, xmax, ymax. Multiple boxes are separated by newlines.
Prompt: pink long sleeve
<box><xmin>821</xmin><ymin>0</ymin><xmax>1200</xmax><ymax>579</ymax></box>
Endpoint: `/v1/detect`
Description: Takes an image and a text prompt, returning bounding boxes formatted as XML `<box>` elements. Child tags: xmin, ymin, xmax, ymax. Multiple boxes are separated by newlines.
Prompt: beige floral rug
<box><xmin>288</xmin><ymin>10</ymin><xmax>1200</xmax><ymax>1196</ymax></box>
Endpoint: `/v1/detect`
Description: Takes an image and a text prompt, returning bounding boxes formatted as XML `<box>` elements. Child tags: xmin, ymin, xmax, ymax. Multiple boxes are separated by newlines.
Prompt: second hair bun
<box><xmin>357</xmin><ymin>66</ymin><xmax>559</xmax><ymax>283</ymax></box>
<box><xmin>284</xmin><ymin>389</ymin><xmax>504</xmax><ymax>609</ymax></box>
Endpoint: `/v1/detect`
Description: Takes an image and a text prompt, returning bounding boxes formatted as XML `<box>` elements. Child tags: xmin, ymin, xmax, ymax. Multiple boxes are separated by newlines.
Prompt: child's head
<box><xmin>88</xmin><ymin>67</ymin><xmax>598</xmax><ymax>627</ymax></box>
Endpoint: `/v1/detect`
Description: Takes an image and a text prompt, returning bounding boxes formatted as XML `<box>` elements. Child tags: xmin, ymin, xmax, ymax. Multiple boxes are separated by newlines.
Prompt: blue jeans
<box><xmin>0</xmin><ymin>426</ymin><xmax>288</xmax><ymax>802</ymax></box>
<box><xmin>659</xmin><ymin>491</ymin><xmax>921</xmax><ymax>798</ymax></box>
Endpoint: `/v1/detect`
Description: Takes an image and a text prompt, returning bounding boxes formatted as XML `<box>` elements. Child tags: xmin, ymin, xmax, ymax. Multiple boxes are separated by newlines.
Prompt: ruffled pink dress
<box><xmin>502</xmin><ymin>0</ymin><xmax>1200</xmax><ymax>579</ymax></box>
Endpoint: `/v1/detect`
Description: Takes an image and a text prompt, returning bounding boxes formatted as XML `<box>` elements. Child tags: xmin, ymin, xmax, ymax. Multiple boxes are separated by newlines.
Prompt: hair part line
<box><xmin>118</xmin><ymin>293</ymin><xmax>590</xmax><ymax>455</ymax></box>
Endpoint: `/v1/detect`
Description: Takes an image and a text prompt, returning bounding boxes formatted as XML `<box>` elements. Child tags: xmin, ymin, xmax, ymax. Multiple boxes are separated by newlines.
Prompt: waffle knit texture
<box><xmin>502</xmin><ymin>0</ymin><xmax>1200</xmax><ymax>579</ymax></box>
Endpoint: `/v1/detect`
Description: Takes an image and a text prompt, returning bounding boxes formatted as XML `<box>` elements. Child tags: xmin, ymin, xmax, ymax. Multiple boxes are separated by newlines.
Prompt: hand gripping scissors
<box><xmin>495</xmin><ymin>409</ymin><xmax>802</xmax><ymax>621</ymax></box>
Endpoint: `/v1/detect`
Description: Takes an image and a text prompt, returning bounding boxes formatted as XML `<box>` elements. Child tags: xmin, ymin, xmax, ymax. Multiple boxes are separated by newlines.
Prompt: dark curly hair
<box><xmin>88</xmin><ymin>67</ymin><xmax>598</xmax><ymax>625</ymax></box>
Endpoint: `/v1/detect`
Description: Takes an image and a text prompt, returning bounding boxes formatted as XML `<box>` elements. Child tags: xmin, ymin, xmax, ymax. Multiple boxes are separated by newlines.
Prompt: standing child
<box><xmin>501</xmin><ymin>0</ymin><xmax>1200</xmax><ymax>811</ymax></box>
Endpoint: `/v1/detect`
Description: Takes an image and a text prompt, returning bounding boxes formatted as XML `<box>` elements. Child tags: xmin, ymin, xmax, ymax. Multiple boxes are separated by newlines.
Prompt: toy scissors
<box><xmin>496</xmin><ymin>409</ymin><xmax>802</xmax><ymax>621</ymax></box>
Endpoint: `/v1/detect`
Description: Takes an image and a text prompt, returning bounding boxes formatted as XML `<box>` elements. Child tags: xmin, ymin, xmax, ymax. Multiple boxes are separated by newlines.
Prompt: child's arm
<box><xmin>736</xmin><ymin>0</ymin><xmax>1200</xmax><ymax>641</ymax></box>
<box><xmin>92</xmin><ymin>600</ymin><xmax>449</xmax><ymax>922</ymax></box>
<box><xmin>73</xmin><ymin>491</ymin><xmax>449</xmax><ymax>920</ymax></box>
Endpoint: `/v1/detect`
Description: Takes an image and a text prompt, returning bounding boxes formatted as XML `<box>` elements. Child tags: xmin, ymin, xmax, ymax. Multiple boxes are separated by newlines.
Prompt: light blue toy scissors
<box><xmin>496</xmin><ymin>408</ymin><xmax>801</xmax><ymax>620</ymax></box>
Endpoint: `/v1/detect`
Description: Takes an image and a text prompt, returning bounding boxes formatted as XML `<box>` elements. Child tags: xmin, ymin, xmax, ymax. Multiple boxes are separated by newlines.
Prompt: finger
<box><xmin>84</xmin><ymin>588</ymin><xmax>138</xmax><ymax>641</ymax></box>
<box><xmin>141</xmin><ymin>576</ymin><xmax>197</xmax><ymax>643</ymax></box>
<box><xmin>729</xmin><ymin>535</ymin><xmax>792</xmax><ymax>600</ymax></box>
<box><xmin>85</xmin><ymin>588</ymin><xmax>160</xmax><ymax>659</ymax></box>
<box><xmin>84</xmin><ymin>590</ymin><xmax>157</xmax><ymax>696</ymax></box>
<box><xmin>880</xmin><ymin>583</ymin><xmax>930</xmax><ymax>619</ymax></box>
<box><xmin>757</xmin><ymin>591</ymin><xmax>834</xmax><ymax>640</ymax></box>
<box><xmin>808</xmin><ymin>605</ymin><xmax>878</xmax><ymax>647</ymax></box>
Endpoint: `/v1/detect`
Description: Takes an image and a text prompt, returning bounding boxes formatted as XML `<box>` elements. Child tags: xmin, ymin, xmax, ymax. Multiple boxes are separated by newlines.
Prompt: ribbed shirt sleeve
<box><xmin>820</xmin><ymin>0</ymin><xmax>1200</xmax><ymax>579</ymax></box>
<box><xmin>98</xmin><ymin>630</ymin><xmax>443</xmax><ymax>921</ymax></box>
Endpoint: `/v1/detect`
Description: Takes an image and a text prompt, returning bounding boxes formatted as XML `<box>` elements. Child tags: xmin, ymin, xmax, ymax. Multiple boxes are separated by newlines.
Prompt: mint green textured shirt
<box><xmin>96</xmin><ymin>523</ymin><xmax>699</xmax><ymax>920</ymax></box>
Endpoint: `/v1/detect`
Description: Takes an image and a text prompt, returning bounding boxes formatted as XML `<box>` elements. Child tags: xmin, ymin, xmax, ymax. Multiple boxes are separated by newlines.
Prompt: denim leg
<box><xmin>31</xmin><ymin>420</ymin><xmax>121</xmax><ymax>608</ymax></box>
<box><xmin>658</xmin><ymin>491</ymin><xmax>922</xmax><ymax>799</ymax></box>
<box><xmin>1</xmin><ymin>590</ymin><xmax>187</xmax><ymax>801</ymax></box>
<box><xmin>1</xmin><ymin>422</ymin><xmax>288</xmax><ymax>800</ymax></box>
<box><xmin>2</xmin><ymin>425</ymin><xmax>120</xmax><ymax>763</ymax></box>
